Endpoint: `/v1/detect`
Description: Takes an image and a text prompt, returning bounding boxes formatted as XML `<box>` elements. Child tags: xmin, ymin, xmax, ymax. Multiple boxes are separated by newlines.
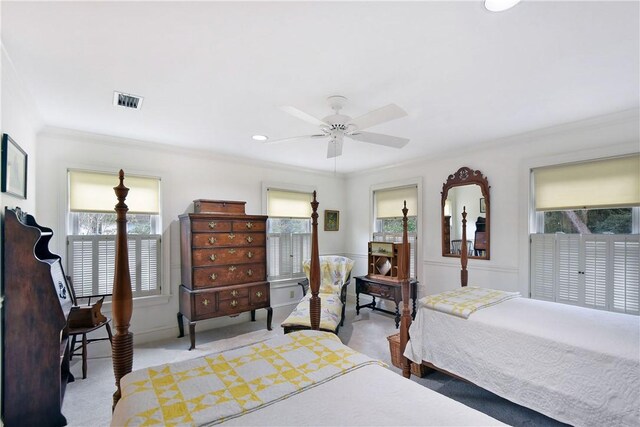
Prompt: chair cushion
<box><xmin>281</xmin><ymin>293</ymin><xmax>343</xmax><ymax>331</ymax></box>
<box><xmin>303</xmin><ymin>256</ymin><xmax>355</xmax><ymax>295</ymax></box>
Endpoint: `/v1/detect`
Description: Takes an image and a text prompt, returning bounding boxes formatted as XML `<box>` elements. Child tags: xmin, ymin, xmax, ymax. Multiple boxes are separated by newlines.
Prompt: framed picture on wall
<box><xmin>480</xmin><ymin>197</ymin><xmax>486</xmax><ymax>213</ymax></box>
<box><xmin>1</xmin><ymin>134</ymin><xmax>28</xmax><ymax>199</ymax></box>
<box><xmin>324</xmin><ymin>210</ymin><xmax>339</xmax><ymax>231</ymax></box>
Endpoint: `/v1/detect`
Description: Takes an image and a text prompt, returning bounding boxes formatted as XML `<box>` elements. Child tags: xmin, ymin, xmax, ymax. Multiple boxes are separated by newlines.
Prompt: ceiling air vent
<box><xmin>113</xmin><ymin>91</ymin><xmax>143</xmax><ymax>110</ymax></box>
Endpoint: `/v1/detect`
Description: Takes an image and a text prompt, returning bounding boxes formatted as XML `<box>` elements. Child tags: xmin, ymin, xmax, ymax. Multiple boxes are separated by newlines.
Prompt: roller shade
<box><xmin>69</xmin><ymin>170</ymin><xmax>160</xmax><ymax>214</ymax></box>
<box><xmin>267</xmin><ymin>189</ymin><xmax>313</xmax><ymax>218</ymax></box>
<box><xmin>534</xmin><ymin>155</ymin><xmax>640</xmax><ymax>211</ymax></box>
<box><xmin>375</xmin><ymin>186</ymin><xmax>418</xmax><ymax>218</ymax></box>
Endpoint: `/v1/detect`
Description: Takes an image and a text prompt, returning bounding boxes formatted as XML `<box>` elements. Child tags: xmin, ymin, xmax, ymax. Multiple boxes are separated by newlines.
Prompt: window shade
<box><xmin>267</xmin><ymin>189</ymin><xmax>312</xmax><ymax>218</ymax></box>
<box><xmin>375</xmin><ymin>186</ymin><xmax>418</xmax><ymax>218</ymax></box>
<box><xmin>534</xmin><ymin>155</ymin><xmax>640</xmax><ymax>211</ymax></box>
<box><xmin>69</xmin><ymin>170</ymin><xmax>160</xmax><ymax>214</ymax></box>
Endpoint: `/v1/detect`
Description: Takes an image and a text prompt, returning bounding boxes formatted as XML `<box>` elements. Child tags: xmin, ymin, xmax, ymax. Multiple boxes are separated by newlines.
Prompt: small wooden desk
<box><xmin>355</xmin><ymin>276</ymin><xmax>418</xmax><ymax>328</ymax></box>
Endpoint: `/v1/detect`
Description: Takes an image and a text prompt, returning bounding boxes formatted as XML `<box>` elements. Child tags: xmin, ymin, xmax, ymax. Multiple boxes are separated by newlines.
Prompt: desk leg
<box><xmin>356</xmin><ymin>292</ymin><xmax>360</xmax><ymax>315</ymax></box>
<box><xmin>412</xmin><ymin>298</ymin><xmax>416</xmax><ymax>320</ymax></box>
<box><xmin>394</xmin><ymin>304</ymin><xmax>400</xmax><ymax>329</ymax></box>
<box><xmin>251</xmin><ymin>309</ymin><xmax>256</xmax><ymax>322</ymax></box>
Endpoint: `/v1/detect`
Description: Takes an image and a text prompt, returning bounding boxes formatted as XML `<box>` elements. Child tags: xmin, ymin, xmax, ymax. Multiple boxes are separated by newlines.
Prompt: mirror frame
<box><xmin>441</xmin><ymin>166</ymin><xmax>491</xmax><ymax>260</ymax></box>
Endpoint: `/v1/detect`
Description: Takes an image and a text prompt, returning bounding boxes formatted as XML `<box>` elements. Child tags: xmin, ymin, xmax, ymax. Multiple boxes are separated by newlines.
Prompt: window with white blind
<box><xmin>266</xmin><ymin>188</ymin><xmax>312</xmax><ymax>282</ymax></box>
<box><xmin>373</xmin><ymin>186</ymin><xmax>418</xmax><ymax>279</ymax></box>
<box><xmin>67</xmin><ymin>170</ymin><xmax>162</xmax><ymax>298</ymax></box>
<box><xmin>530</xmin><ymin>155</ymin><xmax>640</xmax><ymax>314</ymax></box>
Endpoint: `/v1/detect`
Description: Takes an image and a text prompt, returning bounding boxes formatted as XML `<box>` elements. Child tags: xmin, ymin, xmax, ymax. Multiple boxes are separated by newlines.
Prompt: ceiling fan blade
<box><xmin>327</xmin><ymin>139</ymin><xmax>343</xmax><ymax>158</ymax></box>
<box><xmin>281</xmin><ymin>106</ymin><xmax>329</xmax><ymax>127</ymax></box>
<box><xmin>349</xmin><ymin>104</ymin><xmax>407</xmax><ymax>130</ymax></box>
<box><xmin>348</xmin><ymin>131</ymin><xmax>409</xmax><ymax>148</ymax></box>
<box><xmin>264</xmin><ymin>134</ymin><xmax>326</xmax><ymax>144</ymax></box>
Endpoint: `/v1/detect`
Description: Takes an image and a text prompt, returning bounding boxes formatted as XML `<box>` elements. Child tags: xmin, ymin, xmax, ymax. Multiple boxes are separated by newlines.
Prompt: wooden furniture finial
<box><xmin>399</xmin><ymin>200</ymin><xmax>412</xmax><ymax>379</ymax></box>
<box><xmin>461</xmin><ymin>207</ymin><xmax>468</xmax><ymax>287</ymax></box>
<box><xmin>309</xmin><ymin>191</ymin><xmax>321</xmax><ymax>330</ymax></box>
<box><xmin>111</xmin><ymin>169</ymin><xmax>133</xmax><ymax>409</ymax></box>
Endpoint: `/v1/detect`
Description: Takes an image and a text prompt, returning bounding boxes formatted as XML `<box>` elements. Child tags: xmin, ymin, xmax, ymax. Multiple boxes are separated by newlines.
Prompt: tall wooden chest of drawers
<box><xmin>177</xmin><ymin>200</ymin><xmax>272</xmax><ymax>350</ymax></box>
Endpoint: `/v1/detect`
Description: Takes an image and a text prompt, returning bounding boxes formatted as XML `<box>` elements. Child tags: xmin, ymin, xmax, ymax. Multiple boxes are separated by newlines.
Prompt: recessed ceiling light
<box><xmin>252</xmin><ymin>135</ymin><xmax>268</xmax><ymax>141</ymax></box>
<box><xmin>485</xmin><ymin>0</ymin><xmax>521</xmax><ymax>12</ymax></box>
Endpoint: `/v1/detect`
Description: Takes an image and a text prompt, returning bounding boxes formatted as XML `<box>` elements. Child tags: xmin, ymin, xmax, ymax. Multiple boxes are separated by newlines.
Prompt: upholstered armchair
<box><xmin>281</xmin><ymin>256</ymin><xmax>354</xmax><ymax>334</ymax></box>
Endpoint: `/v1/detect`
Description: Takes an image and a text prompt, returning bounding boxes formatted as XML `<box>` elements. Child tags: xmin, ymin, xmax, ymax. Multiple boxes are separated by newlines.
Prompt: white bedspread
<box><xmin>404</xmin><ymin>296</ymin><xmax>640</xmax><ymax>426</ymax></box>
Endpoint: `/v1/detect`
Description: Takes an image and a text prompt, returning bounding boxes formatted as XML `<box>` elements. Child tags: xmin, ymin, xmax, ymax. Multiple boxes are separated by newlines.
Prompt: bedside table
<box><xmin>355</xmin><ymin>276</ymin><xmax>417</xmax><ymax>328</ymax></box>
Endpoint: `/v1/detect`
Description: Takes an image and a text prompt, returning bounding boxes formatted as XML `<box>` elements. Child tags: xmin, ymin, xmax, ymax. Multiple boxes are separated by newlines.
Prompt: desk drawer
<box><xmin>362</xmin><ymin>282</ymin><xmax>395</xmax><ymax>299</ymax></box>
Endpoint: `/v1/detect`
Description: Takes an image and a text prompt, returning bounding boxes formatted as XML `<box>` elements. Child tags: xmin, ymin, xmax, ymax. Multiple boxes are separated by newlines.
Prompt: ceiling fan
<box><xmin>266</xmin><ymin>95</ymin><xmax>409</xmax><ymax>158</ymax></box>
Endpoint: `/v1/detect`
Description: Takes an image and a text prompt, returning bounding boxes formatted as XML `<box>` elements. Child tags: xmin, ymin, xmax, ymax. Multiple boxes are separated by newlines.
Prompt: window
<box><xmin>266</xmin><ymin>188</ymin><xmax>312</xmax><ymax>281</ymax></box>
<box><xmin>67</xmin><ymin>170</ymin><xmax>161</xmax><ymax>298</ymax></box>
<box><xmin>530</xmin><ymin>155</ymin><xmax>640</xmax><ymax>314</ymax></box>
<box><xmin>373</xmin><ymin>186</ymin><xmax>418</xmax><ymax>279</ymax></box>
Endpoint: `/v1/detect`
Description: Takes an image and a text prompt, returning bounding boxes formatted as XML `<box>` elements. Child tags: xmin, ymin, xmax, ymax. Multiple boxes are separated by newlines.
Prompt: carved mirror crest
<box><xmin>441</xmin><ymin>166</ymin><xmax>490</xmax><ymax>260</ymax></box>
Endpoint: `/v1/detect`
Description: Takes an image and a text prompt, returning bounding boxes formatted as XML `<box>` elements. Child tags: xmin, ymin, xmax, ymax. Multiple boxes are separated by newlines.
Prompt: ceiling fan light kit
<box><xmin>269</xmin><ymin>95</ymin><xmax>410</xmax><ymax>158</ymax></box>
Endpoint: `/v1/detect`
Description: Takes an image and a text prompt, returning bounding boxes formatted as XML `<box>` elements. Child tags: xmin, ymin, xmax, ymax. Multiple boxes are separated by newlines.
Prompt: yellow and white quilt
<box><xmin>420</xmin><ymin>286</ymin><xmax>520</xmax><ymax>319</ymax></box>
<box><xmin>112</xmin><ymin>330</ymin><xmax>384</xmax><ymax>426</ymax></box>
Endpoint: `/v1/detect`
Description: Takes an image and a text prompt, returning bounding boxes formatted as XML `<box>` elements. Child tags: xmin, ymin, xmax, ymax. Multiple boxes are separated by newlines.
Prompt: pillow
<box><xmin>303</xmin><ymin>256</ymin><xmax>355</xmax><ymax>295</ymax></box>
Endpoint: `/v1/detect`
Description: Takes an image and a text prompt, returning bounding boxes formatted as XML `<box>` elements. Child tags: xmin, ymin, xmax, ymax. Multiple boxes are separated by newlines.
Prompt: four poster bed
<box><xmin>403</xmin><ymin>208</ymin><xmax>640</xmax><ymax>427</ymax></box>
<box><xmin>108</xmin><ymin>172</ymin><xmax>502</xmax><ymax>426</ymax></box>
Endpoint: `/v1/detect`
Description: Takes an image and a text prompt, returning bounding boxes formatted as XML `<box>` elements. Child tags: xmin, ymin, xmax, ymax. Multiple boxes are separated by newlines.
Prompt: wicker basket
<box><xmin>387</xmin><ymin>333</ymin><xmax>427</xmax><ymax>377</ymax></box>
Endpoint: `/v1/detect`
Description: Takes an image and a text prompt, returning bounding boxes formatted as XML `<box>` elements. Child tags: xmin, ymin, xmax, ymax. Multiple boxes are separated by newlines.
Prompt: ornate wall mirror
<box><xmin>441</xmin><ymin>166</ymin><xmax>490</xmax><ymax>260</ymax></box>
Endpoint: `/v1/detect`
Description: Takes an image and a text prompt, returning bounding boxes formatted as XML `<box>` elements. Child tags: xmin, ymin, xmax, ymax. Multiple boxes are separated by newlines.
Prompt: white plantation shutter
<box><xmin>530</xmin><ymin>234</ymin><xmax>556</xmax><ymax>300</ymax></box>
<box><xmin>557</xmin><ymin>235</ymin><xmax>581</xmax><ymax>305</ymax></box>
<box><xmin>584</xmin><ymin>237</ymin><xmax>609</xmax><ymax>309</ymax></box>
<box><xmin>68</xmin><ymin>235</ymin><xmax>160</xmax><ymax>297</ymax></box>
<box><xmin>292</xmin><ymin>234</ymin><xmax>311</xmax><ymax>277</ymax></box>
<box><xmin>531</xmin><ymin>234</ymin><xmax>639</xmax><ymax>313</ymax></box>
<box><xmin>613</xmin><ymin>238</ymin><xmax>640</xmax><ymax>314</ymax></box>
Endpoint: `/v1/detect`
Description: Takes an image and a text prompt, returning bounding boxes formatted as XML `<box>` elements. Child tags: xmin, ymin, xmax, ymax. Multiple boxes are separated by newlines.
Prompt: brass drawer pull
<box><xmin>209</xmin><ymin>273</ymin><xmax>217</xmax><ymax>281</ymax></box>
<box><xmin>228</xmin><ymin>233</ymin><xmax>236</xmax><ymax>240</ymax></box>
<box><xmin>246</xmin><ymin>222</ymin><xmax>253</xmax><ymax>229</ymax></box>
<box><xmin>209</xmin><ymin>254</ymin><xmax>217</xmax><ymax>261</ymax></box>
<box><xmin>231</xmin><ymin>290</ymin><xmax>239</xmax><ymax>297</ymax></box>
<box><xmin>208</xmin><ymin>221</ymin><xmax>217</xmax><ymax>229</ymax></box>
<box><xmin>229</xmin><ymin>266</ymin><xmax>237</xmax><ymax>272</ymax></box>
<box><xmin>202</xmin><ymin>298</ymin><xmax>211</xmax><ymax>306</ymax></box>
<box><xmin>208</xmin><ymin>237</ymin><xmax>217</xmax><ymax>245</ymax></box>
<box><xmin>247</xmin><ymin>251</ymin><xmax>253</xmax><ymax>259</ymax></box>
<box><xmin>247</xmin><ymin>269</ymin><xmax>253</xmax><ymax>276</ymax></box>
<box><xmin>228</xmin><ymin>249</ymin><xmax>236</xmax><ymax>254</ymax></box>
<box><xmin>246</xmin><ymin>236</ymin><xmax>254</xmax><ymax>243</ymax></box>
<box><xmin>230</xmin><ymin>299</ymin><xmax>238</xmax><ymax>308</ymax></box>
<box><xmin>255</xmin><ymin>291</ymin><xmax>263</xmax><ymax>298</ymax></box>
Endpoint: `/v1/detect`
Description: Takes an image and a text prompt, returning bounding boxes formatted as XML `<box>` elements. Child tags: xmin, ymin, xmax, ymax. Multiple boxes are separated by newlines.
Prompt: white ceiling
<box><xmin>2</xmin><ymin>1</ymin><xmax>638</xmax><ymax>174</ymax></box>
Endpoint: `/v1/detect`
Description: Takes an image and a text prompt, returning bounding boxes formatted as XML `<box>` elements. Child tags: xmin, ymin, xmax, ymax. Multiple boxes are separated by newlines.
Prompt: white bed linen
<box><xmin>404</xmin><ymin>297</ymin><xmax>640</xmax><ymax>426</ymax></box>
<box><xmin>220</xmin><ymin>363</ymin><xmax>504</xmax><ymax>426</ymax></box>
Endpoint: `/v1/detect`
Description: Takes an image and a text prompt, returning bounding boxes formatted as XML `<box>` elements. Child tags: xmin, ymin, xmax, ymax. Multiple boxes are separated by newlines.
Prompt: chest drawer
<box><xmin>191</xmin><ymin>220</ymin><xmax>232</xmax><ymax>233</ymax></box>
<box><xmin>194</xmin><ymin>292</ymin><xmax>217</xmax><ymax>317</ymax></box>
<box><xmin>218</xmin><ymin>287</ymin><xmax>249</xmax><ymax>300</ymax></box>
<box><xmin>249</xmin><ymin>283</ymin><xmax>269</xmax><ymax>305</ymax></box>
<box><xmin>232</xmin><ymin>220</ymin><xmax>266</xmax><ymax>232</ymax></box>
<box><xmin>192</xmin><ymin>263</ymin><xmax>266</xmax><ymax>288</ymax></box>
<box><xmin>192</xmin><ymin>247</ymin><xmax>266</xmax><ymax>267</ymax></box>
<box><xmin>192</xmin><ymin>232</ymin><xmax>265</xmax><ymax>248</ymax></box>
<box><xmin>218</xmin><ymin>296</ymin><xmax>250</xmax><ymax>315</ymax></box>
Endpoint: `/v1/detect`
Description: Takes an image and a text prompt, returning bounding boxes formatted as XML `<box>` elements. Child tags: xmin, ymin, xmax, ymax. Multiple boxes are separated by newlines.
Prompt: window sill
<box><xmin>101</xmin><ymin>294</ymin><xmax>171</xmax><ymax>312</ymax></box>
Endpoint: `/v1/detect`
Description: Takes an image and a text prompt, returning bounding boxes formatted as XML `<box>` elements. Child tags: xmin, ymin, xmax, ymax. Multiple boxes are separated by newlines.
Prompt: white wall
<box><xmin>345</xmin><ymin>109</ymin><xmax>639</xmax><ymax>298</ymax></box>
<box><xmin>1</xmin><ymin>46</ymin><xmax>41</xmax><ymax>213</ymax></box>
<box><xmin>35</xmin><ymin>128</ymin><xmax>347</xmax><ymax>344</ymax></box>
